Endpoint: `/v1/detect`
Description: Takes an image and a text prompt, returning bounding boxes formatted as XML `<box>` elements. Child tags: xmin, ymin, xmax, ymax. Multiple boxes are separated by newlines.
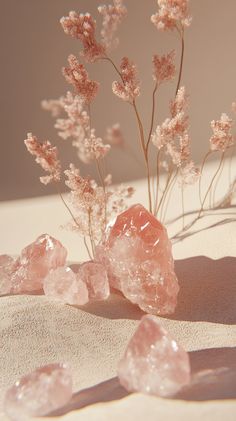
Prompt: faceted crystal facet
<box><xmin>0</xmin><ymin>255</ymin><xmax>15</xmax><ymax>295</ymax></box>
<box><xmin>97</xmin><ymin>204</ymin><xmax>179</xmax><ymax>315</ymax></box>
<box><xmin>4</xmin><ymin>363</ymin><xmax>73</xmax><ymax>420</ymax></box>
<box><xmin>118</xmin><ymin>315</ymin><xmax>190</xmax><ymax>397</ymax></box>
<box><xmin>43</xmin><ymin>266</ymin><xmax>89</xmax><ymax>305</ymax></box>
<box><xmin>10</xmin><ymin>234</ymin><xmax>67</xmax><ymax>293</ymax></box>
<box><xmin>77</xmin><ymin>261</ymin><xmax>110</xmax><ymax>301</ymax></box>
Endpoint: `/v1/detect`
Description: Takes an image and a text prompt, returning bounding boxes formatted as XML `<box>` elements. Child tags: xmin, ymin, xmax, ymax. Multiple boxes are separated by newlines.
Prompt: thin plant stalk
<box><xmin>175</xmin><ymin>25</ymin><xmax>184</xmax><ymax>96</ymax></box>
<box><xmin>57</xmin><ymin>187</ymin><xmax>93</xmax><ymax>259</ymax></box>
<box><xmin>197</xmin><ymin>152</ymin><xmax>225</xmax><ymax>219</ymax></box>
<box><xmin>156</xmin><ymin>168</ymin><xmax>174</xmax><ymax>218</ymax></box>
<box><xmin>198</xmin><ymin>150</ymin><xmax>212</xmax><ymax>206</ymax></box>
<box><xmin>162</xmin><ymin>170</ymin><xmax>178</xmax><ymax>223</ymax></box>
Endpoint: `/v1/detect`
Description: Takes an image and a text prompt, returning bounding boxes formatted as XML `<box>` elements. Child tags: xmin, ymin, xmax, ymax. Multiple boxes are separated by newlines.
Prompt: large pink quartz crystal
<box><xmin>118</xmin><ymin>315</ymin><xmax>190</xmax><ymax>397</ymax></box>
<box><xmin>4</xmin><ymin>363</ymin><xmax>73</xmax><ymax>420</ymax></box>
<box><xmin>97</xmin><ymin>204</ymin><xmax>179</xmax><ymax>315</ymax></box>
<box><xmin>0</xmin><ymin>255</ymin><xmax>15</xmax><ymax>295</ymax></box>
<box><xmin>10</xmin><ymin>234</ymin><xmax>67</xmax><ymax>293</ymax></box>
<box><xmin>43</xmin><ymin>266</ymin><xmax>89</xmax><ymax>305</ymax></box>
<box><xmin>77</xmin><ymin>261</ymin><xmax>110</xmax><ymax>301</ymax></box>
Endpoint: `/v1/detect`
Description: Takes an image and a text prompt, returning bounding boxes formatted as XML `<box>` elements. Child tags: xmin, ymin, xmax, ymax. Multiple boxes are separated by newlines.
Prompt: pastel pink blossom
<box><xmin>24</xmin><ymin>133</ymin><xmax>61</xmax><ymax>185</ymax></box>
<box><xmin>60</xmin><ymin>12</ymin><xmax>105</xmax><ymax>62</ymax></box>
<box><xmin>98</xmin><ymin>0</ymin><xmax>127</xmax><ymax>51</ymax></box>
<box><xmin>96</xmin><ymin>204</ymin><xmax>179</xmax><ymax>315</ymax></box>
<box><xmin>179</xmin><ymin>160</ymin><xmax>200</xmax><ymax>186</ymax></box>
<box><xmin>105</xmin><ymin>123</ymin><xmax>125</xmax><ymax>147</ymax></box>
<box><xmin>77</xmin><ymin>261</ymin><xmax>110</xmax><ymax>300</ymax></box>
<box><xmin>64</xmin><ymin>164</ymin><xmax>134</xmax><ymax>244</ymax></box>
<box><xmin>118</xmin><ymin>315</ymin><xmax>190</xmax><ymax>397</ymax></box>
<box><xmin>152</xmin><ymin>50</ymin><xmax>176</xmax><ymax>85</ymax></box>
<box><xmin>41</xmin><ymin>98</ymin><xmax>65</xmax><ymax>117</ymax></box>
<box><xmin>43</xmin><ymin>266</ymin><xmax>89</xmax><ymax>305</ymax></box>
<box><xmin>151</xmin><ymin>0</ymin><xmax>192</xmax><ymax>31</ymax></box>
<box><xmin>63</xmin><ymin>55</ymin><xmax>99</xmax><ymax>103</ymax></box>
<box><xmin>55</xmin><ymin>92</ymin><xmax>90</xmax><ymax>141</ymax></box>
<box><xmin>75</xmin><ymin>128</ymin><xmax>111</xmax><ymax>164</ymax></box>
<box><xmin>4</xmin><ymin>363</ymin><xmax>72</xmax><ymax>420</ymax></box>
<box><xmin>209</xmin><ymin>113</ymin><xmax>234</xmax><ymax>152</ymax></box>
<box><xmin>10</xmin><ymin>234</ymin><xmax>67</xmax><ymax>294</ymax></box>
<box><xmin>112</xmin><ymin>57</ymin><xmax>140</xmax><ymax>102</ymax></box>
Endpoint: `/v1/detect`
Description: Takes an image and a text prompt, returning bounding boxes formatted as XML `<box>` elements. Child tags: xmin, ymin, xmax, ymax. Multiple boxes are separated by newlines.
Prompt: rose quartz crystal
<box><xmin>118</xmin><ymin>315</ymin><xmax>190</xmax><ymax>397</ymax></box>
<box><xmin>10</xmin><ymin>234</ymin><xmax>67</xmax><ymax>293</ymax></box>
<box><xmin>77</xmin><ymin>261</ymin><xmax>110</xmax><ymax>300</ymax></box>
<box><xmin>4</xmin><ymin>363</ymin><xmax>72</xmax><ymax>420</ymax></box>
<box><xmin>43</xmin><ymin>266</ymin><xmax>89</xmax><ymax>305</ymax></box>
<box><xmin>97</xmin><ymin>204</ymin><xmax>179</xmax><ymax>314</ymax></box>
<box><xmin>0</xmin><ymin>255</ymin><xmax>15</xmax><ymax>295</ymax></box>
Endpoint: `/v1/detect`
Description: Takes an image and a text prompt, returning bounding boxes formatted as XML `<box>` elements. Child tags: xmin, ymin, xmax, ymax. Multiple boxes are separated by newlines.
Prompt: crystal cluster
<box><xmin>0</xmin><ymin>234</ymin><xmax>67</xmax><ymax>294</ymax></box>
<box><xmin>97</xmin><ymin>204</ymin><xmax>179</xmax><ymax>315</ymax></box>
<box><xmin>118</xmin><ymin>315</ymin><xmax>190</xmax><ymax>397</ymax></box>
<box><xmin>4</xmin><ymin>363</ymin><xmax>72</xmax><ymax>420</ymax></box>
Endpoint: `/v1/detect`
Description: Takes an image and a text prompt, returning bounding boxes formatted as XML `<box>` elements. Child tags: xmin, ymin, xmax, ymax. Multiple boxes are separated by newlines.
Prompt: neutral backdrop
<box><xmin>1</xmin><ymin>0</ymin><xmax>236</xmax><ymax>200</ymax></box>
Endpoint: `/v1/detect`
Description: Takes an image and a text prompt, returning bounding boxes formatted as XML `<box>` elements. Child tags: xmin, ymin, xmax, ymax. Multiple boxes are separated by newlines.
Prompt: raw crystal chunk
<box><xmin>43</xmin><ymin>266</ymin><xmax>89</xmax><ymax>305</ymax></box>
<box><xmin>77</xmin><ymin>261</ymin><xmax>110</xmax><ymax>301</ymax></box>
<box><xmin>11</xmin><ymin>234</ymin><xmax>67</xmax><ymax>293</ymax></box>
<box><xmin>97</xmin><ymin>204</ymin><xmax>179</xmax><ymax>315</ymax></box>
<box><xmin>4</xmin><ymin>363</ymin><xmax>73</xmax><ymax>420</ymax></box>
<box><xmin>0</xmin><ymin>255</ymin><xmax>15</xmax><ymax>295</ymax></box>
<box><xmin>118</xmin><ymin>315</ymin><xmax>190</xmax><ymax>397</ymax></box>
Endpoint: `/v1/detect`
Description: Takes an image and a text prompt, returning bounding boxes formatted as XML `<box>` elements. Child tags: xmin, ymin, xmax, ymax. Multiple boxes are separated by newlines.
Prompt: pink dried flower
<box><xmin>209</xmin><ymin>113</ymin><xmax>234</xmax><ymax>152</ymax></box>
<box><xmin>170</xmin><ymin>86</ymin><xmax>188</xmax><ymax>117</ymax></box>
<box><xmin>24</xmin><ymin>133</ymin><xmax>61</xmax><ymax>185</ymax></box>
<box><xmin>55</xmin><ymin>92</ymin><xmax>90</xmax><ymax>140</ymax></box>
<box><xmin>151</xmin><ymin>0</ymin><xmax>191</xmax><ymax>31</ymax></box>
<box><xmin>105</xmin><ymin>123</ymin><xmax>124</xmax><ymax>146</ymax></box>
<box><xmin>62</xmin><ymin>55</ymin><xmax>99</xmax><ymax>104</ymax></box>
<box><xmin>60</xmin><ymin>12</ymin><xmax>105</xmax><ymax>62</ymax></box>
<box><xmin>112</xmin><ymin>57</ymin><xmax>140</xmax><ymax>102</ymax></box>
<box><xmin>152</xmin><ymin>50</ymin><xmax>176</xmax><ymax>85</ymax></box>
<box><xmin>98</xmin><ymin>0</ymin><xmax>127</xmax><ymax>51</ymax></box>
<box><xmin>74</xmin><ymin>129</ymin><xmax>111</xmax><ymax>164</ymax></box>
<box><xmin>41</xmin><ymin>98</ymin><xmax>65</xmax><ymax>117</ymax></box>
<box><xmin>179</xmin><ymin>160</ymin><xmax>200</xmax><ymax>186</ymax></box>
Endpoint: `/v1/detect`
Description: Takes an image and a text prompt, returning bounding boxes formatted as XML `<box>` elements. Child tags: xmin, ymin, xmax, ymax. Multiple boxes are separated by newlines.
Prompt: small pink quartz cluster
<box><xmin>118</xmin><ymin>315</ymin><xmax>191</xmax><ymax>397</ymax></box>
<box><xmin>0</xmin><ymin>204</ymin><xmax>179</xmax><ymax>315</ymax></box>
<box><xmin>4</xmin><ymin>363</ymin><xmax>73</xmax><ymax>420</ymax></box>
<box><xmin>0</xmin><ymin>234</ymin><xmax>109</xmax><ymax>305</ymax></box>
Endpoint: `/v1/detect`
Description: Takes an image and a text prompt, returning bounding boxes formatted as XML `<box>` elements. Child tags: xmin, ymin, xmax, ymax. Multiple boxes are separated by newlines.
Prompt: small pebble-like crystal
<box><xmin>0</xmin><ymin>255</ymin><xmax>15</xmax><ymax>295</ymax></box>
<box><xmin>118</xmin><ymin>315</ymin><xmax>190</xmax><ymax>397</ymax></box>
<box><xmin>97</xmin><ymin>204</ymin><xmax>179</xmax><ymax>315</ymax></box>
<box><xmin>11</xmin><ymin>234</ymin><xmax>67</xmax><ymax>293</ymax></box>
<box><xmin>4</xmin><ymin>363</ymin><xmax>73</xmax><ymax>420</ymax></box>
<box><xmin>77</xmin><ymin>261</ymin><xmax>110</xmax><ymax>301</ymax></box>
<box><xmin>43</xmin><ymin>266</ymin><xmax>89</xmax><ymax>305</ymax></box>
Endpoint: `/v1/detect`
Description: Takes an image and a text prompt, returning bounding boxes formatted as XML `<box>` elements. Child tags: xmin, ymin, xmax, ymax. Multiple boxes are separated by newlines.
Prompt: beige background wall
<box><xmin>1</xmin><ymin>0</ymin><xmax>236</xmax><ymax>200</ymax></box>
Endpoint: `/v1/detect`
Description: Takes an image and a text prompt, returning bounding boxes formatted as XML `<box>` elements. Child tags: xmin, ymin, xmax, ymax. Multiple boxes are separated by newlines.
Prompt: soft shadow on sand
<box><xmin>176</xmin><ymin>346</ymin><xmax>236</xmax><ymax>401</ymax></box>
<box><xmin>47</xmin><ymin>346</ymin><xmax>236</xmax><ymax>416</ymax></box>
<box><xmin>173</xmin><ymin>256</ymin><xmax>236</xmax><ymax>324</ymax></box>
<box><xmin>48</xmin><ymin>376</ymin><xmax>129</xmax><ymax>417</ymax></box>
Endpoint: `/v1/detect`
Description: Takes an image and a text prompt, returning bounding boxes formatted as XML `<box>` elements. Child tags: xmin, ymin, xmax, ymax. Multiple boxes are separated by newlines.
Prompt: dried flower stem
<box><xmin>162</xmin><ymin>170</ymin><xmax>178</xmax><ymax>222</ymax></box>
<box><xmin>197</xmin><ymin>152</ymin><xmax>225</xmax><ymax>218</ymax></box>
<box><xmin>175</xmin><ymin>26</ymin><xmax>184</xmax><ymax>96</ymax></box>
<box><xmin>101</xmin><ymin>54</ymin><xmax>153</xmax><ymax>212</ymax></box>
<box><xmin>160</xmin><ymin>169</ymin><xmax>178</xmax><ymax>222</ymax></box>
<box><xmin>154</xmin><ymin>149</ymin><xmax>162</xmax><ymax>214</ymax></box>
<box><xmin>57</xmin><ymin>187</ymin><xmax>93</xmax><ymax>259</ymax></box>
<box><xmin>156</xmin><ymin>167</ymin><xmax>174</xmax><ymax>217</ymax></box>
<box><xmin>133</xmin><ymin>100</ymin><xmax>153</xmax><ymax>212</ymax></box>
<box><xmin>198</xmin><ymin>150</ymin><xmax>212</xmax><ymax>206</ymax></box>
<box><xmin>146</xmin><ymin>82</ymin><xmax>158</xmax><ymax>153</ymax></box>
